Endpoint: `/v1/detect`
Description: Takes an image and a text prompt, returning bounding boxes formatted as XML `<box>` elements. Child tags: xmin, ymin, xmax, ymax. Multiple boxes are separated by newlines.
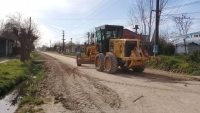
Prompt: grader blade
<box><xmin>78</xmin><ymin>59</ymin><xmax>94</xmax><ymax>64</ymax></box>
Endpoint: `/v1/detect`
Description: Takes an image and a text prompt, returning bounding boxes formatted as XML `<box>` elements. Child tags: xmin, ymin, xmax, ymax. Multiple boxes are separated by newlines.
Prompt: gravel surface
<box><xmin>16</xmin><ymin>52</ymin><xmax>200</xmax><ymax>113</ymax></box>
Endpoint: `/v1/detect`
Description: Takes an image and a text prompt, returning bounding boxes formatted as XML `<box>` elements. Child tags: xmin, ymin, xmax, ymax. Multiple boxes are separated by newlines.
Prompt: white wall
<box><xmin>175</xmin><ymin>45</ymin><xmax>188</xmax><ymax>54</ymax></box>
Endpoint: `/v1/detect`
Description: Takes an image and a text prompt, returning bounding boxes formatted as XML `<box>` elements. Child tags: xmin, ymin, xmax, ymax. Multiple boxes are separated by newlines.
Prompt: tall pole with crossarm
<box><xmin>62</xmin><ymin>30</ymin><xmax>65</xmax><ymax>52</ymax></box>
<box><xmin>154</xmin><ymin>0</ymin><xmax>159</xmax><ymax>56</ymax></box>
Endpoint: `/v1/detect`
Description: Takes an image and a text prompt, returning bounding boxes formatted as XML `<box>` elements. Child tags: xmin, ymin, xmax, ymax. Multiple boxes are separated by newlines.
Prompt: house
<box><xmin>0</xmin><ymin>37</ymin><xmax>15</xmax><ymax>56</ymax></box>
<box><xmin>122</xmin><ymin>29</ymin><xmax>147</xmax><ymax>42</ymax></box>
<box><xmin>169</xmin><ymin>31</ymin><xmax>200</xmax><ymax>54</ymax></box>
<box><xmin>65</xmin><ymin>45</ymin><xmax>76</xmax><ymax>53</ymax></box>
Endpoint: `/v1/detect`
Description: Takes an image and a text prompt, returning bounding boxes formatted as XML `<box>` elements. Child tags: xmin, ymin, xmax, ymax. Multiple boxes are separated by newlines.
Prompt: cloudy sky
<box><xmin>0</xmin><ymin>0</ymin><xmax>200</xmax><ymax>47</ymax></box>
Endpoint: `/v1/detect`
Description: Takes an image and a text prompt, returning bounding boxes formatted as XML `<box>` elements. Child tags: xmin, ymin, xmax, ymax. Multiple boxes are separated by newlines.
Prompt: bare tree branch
<box><xmin>0</xmin><ymin>13</ymin><xmax>41</xmax><ymax>62</ymax></box>
<box><xmin>172</xmin><ymin>14</ymin><xmax>193</xmax><ymax>35</ymax></box>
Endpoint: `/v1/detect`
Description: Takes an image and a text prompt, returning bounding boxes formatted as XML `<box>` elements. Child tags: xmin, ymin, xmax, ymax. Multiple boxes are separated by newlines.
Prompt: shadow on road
<box><xmin>78</xmin><ymin>64</ymin><xmax>199</xmax><ymax>83</ymax></box>
<box><xmin>113</xmin><ymin>69</ymin><xmax>197</xmax><ymax>83</ymax></box>
<box><xmin>78</xmin><ymin>65</ymin><xmax>96</xmax><ymax>69</ymax></box>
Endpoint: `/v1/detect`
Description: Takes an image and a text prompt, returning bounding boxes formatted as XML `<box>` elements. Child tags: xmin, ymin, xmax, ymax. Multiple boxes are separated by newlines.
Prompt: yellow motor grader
<box><xmin>76</xmin><ymin>33</ymin><xmax>98</xmax><ymax>66</ymax></box>
<box><xmin>76</xmin><ymin>25</ymin><xmax>158</xmax><ymax>73</ymax></box>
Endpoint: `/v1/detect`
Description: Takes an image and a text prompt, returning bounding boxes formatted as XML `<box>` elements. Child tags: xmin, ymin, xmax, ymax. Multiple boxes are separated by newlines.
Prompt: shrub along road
<box><xmin>18</xmin><ymin>51</ymin><xmax>200</xmax><ymax>113</ymax></box>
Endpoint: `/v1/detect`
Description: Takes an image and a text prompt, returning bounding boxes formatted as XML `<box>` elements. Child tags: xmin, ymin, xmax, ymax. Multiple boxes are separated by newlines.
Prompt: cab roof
<box><xmin>95</xmin><ymin>25</ymin><xmax>124</xmax><ymax>31</ymax></box>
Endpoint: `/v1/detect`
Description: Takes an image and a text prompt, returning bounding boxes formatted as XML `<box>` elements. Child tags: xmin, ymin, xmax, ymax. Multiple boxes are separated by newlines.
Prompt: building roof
<box><xmin>0</xmin><ymin>33</ymin><xmax>18</xmax><ymax>41</ymax></box>
<box><xmin>122</xmin><ymin>29</ymin><xmax>147</xmax><ymax>42</ymax></box>
<box><xmin>168</xmin><ymin>31</ymin><xmax>200</xmax><ymax>45</ymax></box>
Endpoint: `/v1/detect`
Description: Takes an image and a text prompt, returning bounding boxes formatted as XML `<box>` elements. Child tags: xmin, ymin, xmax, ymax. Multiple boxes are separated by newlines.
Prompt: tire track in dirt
<box><xmin>38</xmin><ymin>53</ymin><xmax>122</xmax><ymax>113</ymax></box>
<box><xmin>40</xmin><ymin>54</ymin><xmax>200</xmax><ymax>100</ymax></box>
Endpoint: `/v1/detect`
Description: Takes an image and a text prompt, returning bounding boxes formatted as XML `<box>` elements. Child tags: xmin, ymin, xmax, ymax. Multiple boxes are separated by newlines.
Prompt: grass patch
<box><xmin>19</xmin><ymin>97</ymin><xmax>44</xmax><ymax>106</ymax></box>
<box><xmin>0</xmin><ymin>60</ymin><xmax>29</xmax><ymax>96</ymax></box>
<box><xmin>19</xmin><ymin>96</ymin><xmax>34</xmax><ymax>105</ymax></box>
<box><xmin>0</xmin><ymin>50</ymin><xmax>46</xmax><ymax>97</ymax></box>
<box><xmin>34</xmin><ymin>99</ymin><xmax>44</xmax><ymax>105</ymax></box>
<box><xmin>147</xmin><ymin>51</ymin><xmax>200</xmax><ymax>76</ymax></box>
<box><xmin>54</xmin><ymin>100</ymin><xmax>59</xmax><ymax>104</ymax></box>
<box><xmin>30</xmin><ymin>51</ymin><xmax>43</xmax><ymax>60</ymax></box>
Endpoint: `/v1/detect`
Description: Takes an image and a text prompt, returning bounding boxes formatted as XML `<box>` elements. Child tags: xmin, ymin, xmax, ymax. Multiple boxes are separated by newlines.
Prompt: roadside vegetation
<box><xmin>0</xmin><ymin>51</ymin><xmax>45</xmax><ymax>97</ymax></box>
<box><xmin>15</xmin><ymin>51</ymin><xmax>47</xmax><ymax>113</ymax></box>
<box><xmin>0</xmin><ymin>60</ymin><xmax>28</xmax><ymax>96</ymax></box>
<box><xmin>19</xmin><ymin>51</ymin><xmax>46</xmax><ymax>105</ymax></box>
<box><xmin>147</xmin><ymin>50</ymin><xmax>200</xmax><ymax>76</ymax></box>
<box><xmin>0</xmin><ymin>58</ymin><xmax>4</xmax><ymax>62</ymax></box>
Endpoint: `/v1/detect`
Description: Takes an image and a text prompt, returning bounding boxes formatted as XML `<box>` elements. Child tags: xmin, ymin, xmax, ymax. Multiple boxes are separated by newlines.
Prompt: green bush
<box><xmin>146</xmin><ymin>53</ymin><xmax>200</xmax><ymax>76</ymax></box>
<box><xmin>188</xmin><ymin>50</ymin><xmax>200</xmax><ymax>63</ymax></box>
<box><xmin>30</xmin><ymin>51</ymin><xmax>43</xmax><ymax>60</ymax></box>
<box><xmin>162</xmin><ymin>43</ymin><xmax>175</xmax><ymax>55</ymax></box>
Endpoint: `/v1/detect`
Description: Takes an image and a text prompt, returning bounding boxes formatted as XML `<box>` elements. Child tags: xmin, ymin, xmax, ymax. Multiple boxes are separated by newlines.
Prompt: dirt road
<box><xmin>21</xmin><ymin>52</ymin><xmax>200</xmax><ymax>113</ymax></box>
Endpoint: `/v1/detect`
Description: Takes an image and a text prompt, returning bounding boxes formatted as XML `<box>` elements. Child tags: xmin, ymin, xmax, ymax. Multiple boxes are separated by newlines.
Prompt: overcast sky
<box><xmin>0</xmin><ymin>0</ymin><xmax>200</xmax><ymax>47</ymax></box>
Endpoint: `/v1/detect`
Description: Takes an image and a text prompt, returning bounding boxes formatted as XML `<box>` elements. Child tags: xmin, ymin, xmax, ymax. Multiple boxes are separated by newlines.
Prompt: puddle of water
<box><xmin>0</xmin><ymin>81</ymin><xmax>29</xmax><ymax>113</ymax></box>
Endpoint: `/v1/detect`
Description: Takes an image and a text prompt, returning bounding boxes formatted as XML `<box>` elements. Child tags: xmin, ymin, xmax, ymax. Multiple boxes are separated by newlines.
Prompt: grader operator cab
<box><xmin>76</xmin><ymin>25</ymin><xmax>157</xmax><ymax>73</ymax></box>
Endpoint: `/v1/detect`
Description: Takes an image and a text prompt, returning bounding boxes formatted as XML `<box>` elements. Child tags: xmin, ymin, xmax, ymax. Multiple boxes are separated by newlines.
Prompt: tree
<box><xmin>128</xmin><ymin>0</ymin><xmax>169</xmax><ymax>52</ymax></box>
<box><xmin>0</xmin><ymin>13</ymin><xmax>40</xmax><ymax>62</ymax></box>
<box><xmin>172</xmin><ymin>14</ymin><xmax>193</xmax><ymax>35</ymax></box>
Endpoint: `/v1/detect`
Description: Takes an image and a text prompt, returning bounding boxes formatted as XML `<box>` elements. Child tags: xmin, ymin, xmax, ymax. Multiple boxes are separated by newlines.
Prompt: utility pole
<box><xmin>30</xmin><ymin>17</ymin><xmax>31</xmax><ymax>30</ymax></box>
<box><xmin>87</xmin><ymin>32</ymin><xmax>90</xmax><ymax>45</ymax></box>
<box><xmin>183</xmin><ymin>38</ymin><xmax>187</xmax><ymax>53</ymax></box>
<box><xmin>62</xmin><ymin>30</ymin><xmax>65</xmax><ymax>52</ymax></box>
<box><xmin>153</xmin><ymin>0</ymin><xmax>159</xmax><ymax>56</ymax></box>
<box><xmin>133</xmin><ymin>25</ymin><xmax>139</xmax><ymax>34</ymax></box>
<box><xmin>148</xmin><ymin>0</ymin><xmax>153</xmax><ymax>51</ymax></box>
<box><xmin>71</xmin><ymin>38</ymin><xmax>72</xmax><ymax>52</ymax></box>
<box><xmin>59</xmin><ymin>41</ymin><xmax>60</xmax><ymax>53</ymax></box>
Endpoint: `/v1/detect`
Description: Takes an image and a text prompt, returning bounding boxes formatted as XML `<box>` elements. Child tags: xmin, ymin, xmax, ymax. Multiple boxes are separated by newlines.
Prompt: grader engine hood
<box><xmin>109</xmin><ymin>39</ymin><xmax>149</xmax><ymax>60</ymax></box>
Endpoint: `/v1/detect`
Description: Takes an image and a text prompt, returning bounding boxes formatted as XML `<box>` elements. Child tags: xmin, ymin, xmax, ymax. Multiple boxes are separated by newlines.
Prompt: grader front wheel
<box><xmin>95</xmin><ymin>53</ymin><xmax>105</xmax><ymax>71</ymax></box>
<box><xmin>104</xmin><ymin>54</ymin><xmax>118</xmax><ymax>74</ymax></box>
<box><xmin>76</xmin><ymin>52</ymin><xmax>81</xmax><ymax>66</ymax></box>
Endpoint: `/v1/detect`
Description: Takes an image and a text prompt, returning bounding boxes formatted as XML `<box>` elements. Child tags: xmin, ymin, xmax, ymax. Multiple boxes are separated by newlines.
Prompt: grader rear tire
<box><xmin>95</xmin><ymin>53</ymin><xmax>105</xmax><ymax>71</ymax></box>
<box><xmin>104</xmin><ymin>54</ymin><xmax>118</xmax><ymax>74</ymax></box>
<box><xmin>76</xmin><ymin>52</ymin><xmax>81</xmax><ymax>66</ymax></box>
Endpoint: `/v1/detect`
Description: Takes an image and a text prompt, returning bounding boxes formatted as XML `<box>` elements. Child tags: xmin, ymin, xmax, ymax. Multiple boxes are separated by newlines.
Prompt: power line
<box><xmin>69</xmin><ymin>0</ymin><xmax>111</xmax><ymax>29</ymax></box>
<box><xmin>164</xmin><ymin>0</ymin><xmax>200</xmax><ymax>10</ymax></box>
<box><xmin>38</xmin><ymin>18</ymin><xmax>129</xmax><ymax>28</ymax></box>
<box><xmin>162</xmin><ymin>11</ymin><xmax>200</xmax><ymax>16</ymax></box>
<box><xmin>69</xmin><ymin>0</ymin><xmax>122</xmax><ymax>33</ymax></box>
<box><xmin>36</xmin><ymin>18</ymin><xmax>128</xmax><ymax>21</ymax></box>
<box><xmin>40</xmin><ymin>22</ymin><xmax>63</xmax><ymax>31</ymax></box>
